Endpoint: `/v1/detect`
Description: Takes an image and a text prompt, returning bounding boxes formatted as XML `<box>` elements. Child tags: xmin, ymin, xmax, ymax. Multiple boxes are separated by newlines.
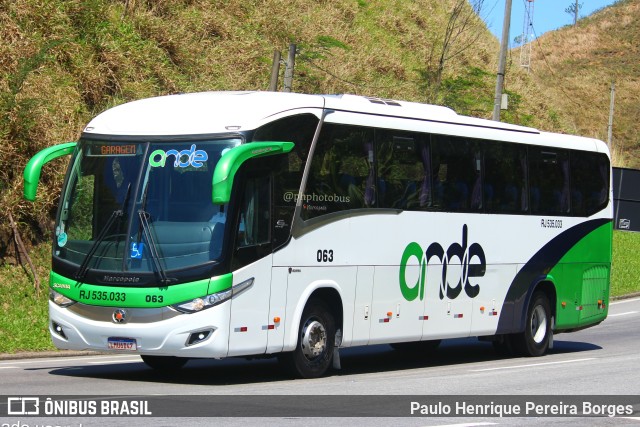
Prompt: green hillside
<box><xmin>525</xmin><ymin>0</ymin><xmax>640</xmax><ymax>167</ymax></box>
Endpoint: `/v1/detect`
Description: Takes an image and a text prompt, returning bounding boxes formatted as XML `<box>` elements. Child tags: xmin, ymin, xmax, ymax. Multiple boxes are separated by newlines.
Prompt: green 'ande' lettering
<box><xmin>399</xmin><ymin>225</ymin><xmax>486</xmax><ymax>302</ymax></box>
<box><xmin>399</xmin><ymin>242</ymin><xmax>425</xmax><ymax>301</ymax></box>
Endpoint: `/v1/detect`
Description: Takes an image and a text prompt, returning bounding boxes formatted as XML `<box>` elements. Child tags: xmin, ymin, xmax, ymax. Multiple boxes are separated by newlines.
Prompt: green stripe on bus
<box><xmin>49</xmin><ymin>271</ymin><xmax>233</xmax><ymax>308</ymax></box>
<box><xmin>550</xmin><ymin>221</ymin><xmax>612</xmax><ymax>329</ymax></box>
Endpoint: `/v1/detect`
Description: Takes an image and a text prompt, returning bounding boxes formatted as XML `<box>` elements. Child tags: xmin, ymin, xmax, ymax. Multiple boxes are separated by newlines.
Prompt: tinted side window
<box><xmin>252</xmin><ymin>113</ymin><xmax>319</xmax><ymax>204</ymax></box>
<box><xmin>571</xmin><ymin>151</ymin><xmax>610</xmax><ymax>216</ymax></box>
<box><xmin>303</xmin><ymin>124</ymin><xmax>374</xmax><ymax>220</ymax></box>
<box><xmin>253</xmin><ymin>114</ymin><xmax>319</xmax><ymax>243</ymax></box>
<box><xmin>529</xmin><ymin>148</ymin><xmax>570</xmax><ymax>215</ymax></box>
<box><xmin>232</xmin><ymin>173</ymin><xmax>272</xmax><ymax>270</ymax></box>
<box><xmin>431</xmin><ymin>135</ymin><xmax>482</xmax><ymax>211</ymax></box>
<box><xmin>377</xmin><ymin>130</ymin><xmax>431</xmax><ymax>210</ymax></box>
<box><xmin>237</xmin><ymin>176</ymin><xmax>271</xmax><ymax>248</ymax></box>
<box><xmin>484</xmin><ymin>141</ymin><xmax>528</xmax><ymax>213</ymax></box>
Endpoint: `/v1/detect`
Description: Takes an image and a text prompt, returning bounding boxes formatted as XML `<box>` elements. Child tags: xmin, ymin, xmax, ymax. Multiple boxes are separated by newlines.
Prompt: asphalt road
<box><xmin>1</xmin><ymin>297</ymin><xmax>639</xmax><ymax>427</ymax></box>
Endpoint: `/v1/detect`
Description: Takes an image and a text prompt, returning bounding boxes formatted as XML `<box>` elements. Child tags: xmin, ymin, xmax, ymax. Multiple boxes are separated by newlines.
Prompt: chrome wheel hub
<box><xmin>301</xmin><ymin>320</ymin><xmax>327</xmax><ymax>360</ymax></box>
<box><xmin>531</xmin><ymin>305</ymin><xmax>548</xmax><ymax>344</ymax></box>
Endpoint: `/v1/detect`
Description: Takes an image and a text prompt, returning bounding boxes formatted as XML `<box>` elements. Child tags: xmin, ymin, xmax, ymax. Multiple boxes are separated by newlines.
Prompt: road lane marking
<box><xmin>87</xmin><ymin>358</ymin><xmax>142</xmax><ymax>365</ymax></box>
<box><xmin>469</xmin><ymin>358</ymin><xmax>596</xmax><ymax>372</ymax></box>
<box><xmin>0</xmin><ymin>355</ymin><xmax>139</xmax><ymax>366</ymax></box>
<box><xmin>0</xmin><ymin>366</ymin><xmax>17</xmax><ymax>369</ymax></box>
<box><xmin>608</xmin><ymin>311</ymin><xmax>638</xmax><ymax>317</ymax></box>
<box><xmin>423</xmin><ymin>423</ymin><xmax>498</xmax><ymax>427</ymax></box>
<box><xmin>610</xmin><ymin>297</ymin><xmax>640</xmax><ymax>305</ymax></box>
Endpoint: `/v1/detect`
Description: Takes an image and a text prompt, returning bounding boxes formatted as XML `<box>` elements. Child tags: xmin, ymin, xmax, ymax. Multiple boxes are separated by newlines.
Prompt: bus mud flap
<box><xmin>333</xmin><ymin>328</ymin><xmax>342</xmax><ymax>370</ymax></box>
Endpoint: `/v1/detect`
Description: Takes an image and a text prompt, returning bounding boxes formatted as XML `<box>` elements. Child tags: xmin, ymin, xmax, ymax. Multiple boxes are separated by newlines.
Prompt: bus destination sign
<box><xmin>89</xmin><ymin>144</ymin><xmax>137</xmax><ymax>156</ymax></box>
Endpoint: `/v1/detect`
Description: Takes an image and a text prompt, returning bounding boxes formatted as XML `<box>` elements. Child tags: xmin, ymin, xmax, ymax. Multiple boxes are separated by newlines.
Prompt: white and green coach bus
<box><xmin>24</xmin><ymin>91</ymin><xmax>611</xmax><ymax>378</ymax></box>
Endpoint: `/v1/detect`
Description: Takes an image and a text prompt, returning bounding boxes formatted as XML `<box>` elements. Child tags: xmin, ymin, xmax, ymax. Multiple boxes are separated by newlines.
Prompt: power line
<box><xmin>524</xmin><ymin>0</ymin><xmax>582</xmax><ymax>108</ymax></box>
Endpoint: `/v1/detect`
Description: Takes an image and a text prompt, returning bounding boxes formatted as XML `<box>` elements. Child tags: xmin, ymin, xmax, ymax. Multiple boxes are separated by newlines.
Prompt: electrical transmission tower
<box><xmin>520</xmin><ymin>0</ymin><xmax>534</xmax><ymax>72</ymax></box>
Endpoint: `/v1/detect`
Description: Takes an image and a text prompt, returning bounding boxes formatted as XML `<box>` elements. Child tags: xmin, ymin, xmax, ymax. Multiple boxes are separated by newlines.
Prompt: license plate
<box><xmin>107</xmin><ymin>337</ymin><xmax>137</xmax><ymax>351</ymax></box>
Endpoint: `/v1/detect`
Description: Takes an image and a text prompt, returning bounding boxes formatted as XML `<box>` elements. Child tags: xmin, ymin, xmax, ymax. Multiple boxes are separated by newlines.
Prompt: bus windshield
<box><xmin>55</xmin><ymin>138</ymin><xmax>241</xmax><ymax>279</ymax></box>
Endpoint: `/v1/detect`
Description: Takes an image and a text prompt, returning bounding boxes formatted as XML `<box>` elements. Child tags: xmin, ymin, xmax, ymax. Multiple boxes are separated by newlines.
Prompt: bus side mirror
<box><xmin>212</xmin><ymin>141</ymin><xmax>294</xmax><ymax>205</ymax></box>
<box><xmin>23</xmin><ymin>142</ymin><xmax>77</xmax><ymax>201</ymax></box>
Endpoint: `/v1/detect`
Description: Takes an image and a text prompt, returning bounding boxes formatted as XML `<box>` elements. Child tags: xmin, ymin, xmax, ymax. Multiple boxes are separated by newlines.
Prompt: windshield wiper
<box><xmin>138</xmin><ymin>209</ymin><xmax>174</xmax><ymax>285</ymax></box>
<box><xmin>133</xmin><ymin>162</ymin><xmax>175</xmax><ymax>285</ymax></box>
<box><xmin>75</xmin><ymin>210</ymin><xmax>123</xmax><ymax>281</ymax></box>
<box><xmin>75</xmin><ymin>183</ymin><xmax>131</xmax><ymax>282</ymax></box>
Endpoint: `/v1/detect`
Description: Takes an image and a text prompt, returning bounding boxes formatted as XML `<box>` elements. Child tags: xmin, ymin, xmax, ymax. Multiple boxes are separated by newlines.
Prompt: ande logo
<box><xmin>148</xmin><ymin>144</ymin><xmax>208</xmax><ymax>168</ymax></box>
<box><xmin>399</xmin><ymin>225</ymin><xmax>486</xmax><ymax>301</ymax></box>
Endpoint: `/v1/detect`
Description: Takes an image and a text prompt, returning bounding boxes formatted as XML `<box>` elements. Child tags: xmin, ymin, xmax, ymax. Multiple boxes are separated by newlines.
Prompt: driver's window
<box><xmin>67</xmin><ymin>174</ymin><xmax>95</xmax><ymax>240</ymax></box>
<box><xmin>237</xmin><ymin>176</ymin><xmax>271</xmax><ymax>248</ymax></box>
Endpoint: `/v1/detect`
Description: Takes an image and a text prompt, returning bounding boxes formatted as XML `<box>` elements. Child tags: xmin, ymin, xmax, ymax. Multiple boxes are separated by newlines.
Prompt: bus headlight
<box><xmin>171</xmin><ymin>278</ymin><xmax>254</xmax><ymax>314</ymax></box>
<box><xmin>49</xmin><ymin>289</ymin><xmax>77</xmax><ymax>307</ymax></box>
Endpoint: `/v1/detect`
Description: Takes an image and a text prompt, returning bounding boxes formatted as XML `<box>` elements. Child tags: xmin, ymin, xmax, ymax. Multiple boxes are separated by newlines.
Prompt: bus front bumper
<box><xmin>48</xmin><ymin>300</ymin><xmax>231</xmax><ymax>358</ymax></box>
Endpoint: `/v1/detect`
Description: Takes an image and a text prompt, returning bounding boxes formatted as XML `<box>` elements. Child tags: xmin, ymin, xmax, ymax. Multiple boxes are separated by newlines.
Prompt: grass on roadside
<box><xmin>0</xmin><ymin>244</ymin><xmax>54</xmax><ymax>353</ymax></box>
<box><xmin>611</xmin><ymin>230</ymin><xmax>640</xmax><ymax>297</ymax></box>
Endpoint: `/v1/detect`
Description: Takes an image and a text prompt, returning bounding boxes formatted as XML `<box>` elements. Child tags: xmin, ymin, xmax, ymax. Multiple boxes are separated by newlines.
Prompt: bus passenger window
<box><xmin>483</xmin><ymin>142</ymin><xmax>527</xmax><ymax>214</ymax></box>
<box><xmin>302</xmin><ymin>123</ymin><xmax>374</xmax><ymax>220</ymax></box>
<box><xmin>571</xmin><ymin>151</ymin><xmax>610</xmax><ymax>216</ymax></box>
<box><xmin>430</xmin><ymin>135</ymin><xmax>481</xmax><ymax>212</ymax></box>
<box><xmin>376</xmin><ymin>130</ymin><xmax>429</xmax><ymax>210</ymax></box>
<box><xmin>529</xmin><ymin>148</ymin><xmax>569</xmax><ymax>215</ymax></box>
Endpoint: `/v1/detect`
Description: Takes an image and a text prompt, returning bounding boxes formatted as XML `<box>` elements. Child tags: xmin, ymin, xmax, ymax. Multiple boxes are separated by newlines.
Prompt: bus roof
<box><xmin>82</xmin><ymin>91</ymin><xmax>608</xmax><ymax>155</ymax></box>
<box><xmin>82</xmin><ymin>91</ymin><xmax>325</xmax><ymax>137</ymax></box>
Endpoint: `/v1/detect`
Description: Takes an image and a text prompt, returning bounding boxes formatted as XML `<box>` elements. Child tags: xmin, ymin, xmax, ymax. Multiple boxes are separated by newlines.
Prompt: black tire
<box><xmin>280</xmin><ymin>299</ymin><xmax>335</xmax><ymax>379</ymax></box>
<box><xmin>512</xmin><ymin>291</ymin><xmax>551</xmax><ymax>357</ymax></box>
<box><xmin>390</xmin><ymin>340</ymin><xmax>441</xmax><ymax>355</ymax></box>
<box><xmin>141</xmin><ymin>355</ymin><xmax>188</xmax><ymax>371</ymax></box>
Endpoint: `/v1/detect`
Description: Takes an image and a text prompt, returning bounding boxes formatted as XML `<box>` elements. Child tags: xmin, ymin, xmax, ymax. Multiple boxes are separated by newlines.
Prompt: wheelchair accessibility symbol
<box><xmin>131</xmin><ymin>242</ymin><xmax>145</xmax><ymax>259</ymax></box>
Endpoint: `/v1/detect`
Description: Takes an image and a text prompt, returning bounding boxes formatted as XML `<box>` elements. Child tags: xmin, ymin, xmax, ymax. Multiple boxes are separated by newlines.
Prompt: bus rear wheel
<box><xmin>280</xmin><ymin>299</ymin><xmax>335</xmax><ymax>379</ymax></box>
<box><xmin>141</xmin><ymin>355</ymin><xmax>188</xmax><ymax>371</ymax></box>
<box><xmin>513</xmin><ymin>291</ymin><xmax>551</xmax><ymax>357</ymax></box>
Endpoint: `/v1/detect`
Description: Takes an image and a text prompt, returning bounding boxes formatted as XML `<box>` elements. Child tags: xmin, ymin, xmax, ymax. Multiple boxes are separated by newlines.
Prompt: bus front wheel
<box><xmin>280</xmin><ymin>299</ymin><xmax>335</xmax><ymax>379</ymax></box>
<box><xmin>141</xmin><ymin>355</ymin><xmax>188</xmax><ymax>371</ymax></box>
<box><xmin>513</xmin><ymin>291</ymin><xmax>551</xmax><ymax>357</ymax></box>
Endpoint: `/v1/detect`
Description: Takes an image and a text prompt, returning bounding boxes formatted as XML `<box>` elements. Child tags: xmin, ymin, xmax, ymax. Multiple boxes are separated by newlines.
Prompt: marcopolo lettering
<box><xmin>399</xmin><ymin>225</ymin><xmax>486</xmax><ymax>301</ymax></box>
<box><xmin>149</xmin><ymin>144</ymin><xmax>208</xmax><ymax>168</ymax></box>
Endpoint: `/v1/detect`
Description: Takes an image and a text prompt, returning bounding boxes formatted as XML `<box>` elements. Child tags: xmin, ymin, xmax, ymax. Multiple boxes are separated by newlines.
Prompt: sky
<box><xmin>481</xmin><ymin>0</ymin><xmax>620</xmax><ymax>43</ymax></box>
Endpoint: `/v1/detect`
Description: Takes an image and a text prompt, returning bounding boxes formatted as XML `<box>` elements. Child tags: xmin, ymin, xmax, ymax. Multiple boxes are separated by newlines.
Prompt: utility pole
<box><xmin>574</xmin><ymin>0</ymin><xmax>579</xmax><ymax>25</ymax></box>
<box><xmin>283</xmin><ymin>43</ymin><xmax>296</xmax><ymax>93</ymax></box>
<box><xmin>607</xmin><ymin>81</ymin><xmax>615</xmax><ymax>149</ymax></box>
<box><xmin>493</xmin><ymin>0</ymin><xmax>512</xmax><ymax>121</ymax></box>
<box><xmin>268</xmin><ymin>50</ymin><xmax>281</xmax><ymax>91</ymax></box>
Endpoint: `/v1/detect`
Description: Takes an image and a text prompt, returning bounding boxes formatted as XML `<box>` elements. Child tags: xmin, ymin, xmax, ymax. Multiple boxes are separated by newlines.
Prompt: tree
<box><xmin>565</xmin><ymin>1</ymin><xmax>583</xmax><ymax>25</ymax></box>
<box><xmin>421</xmin><ymin>0</ymin><xmax>486</xmax><ymax>103</ymax></box>
<box><xmin>513</xmin><ymin>34</ymin><xmax>525</xmax><ymax>47</ymax></box>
